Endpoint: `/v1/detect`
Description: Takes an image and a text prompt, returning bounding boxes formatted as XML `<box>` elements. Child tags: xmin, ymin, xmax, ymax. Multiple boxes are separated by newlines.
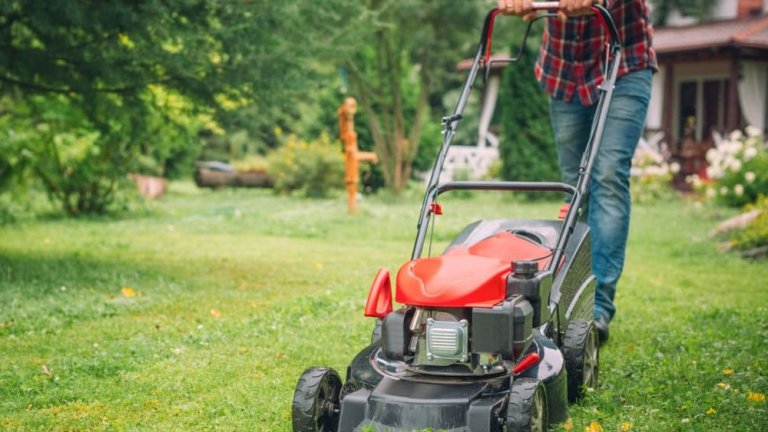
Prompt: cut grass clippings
<box><xmin>1</xmin><ymin>183</ymin><xmax>766</xmax><ymax>431</ymax></box>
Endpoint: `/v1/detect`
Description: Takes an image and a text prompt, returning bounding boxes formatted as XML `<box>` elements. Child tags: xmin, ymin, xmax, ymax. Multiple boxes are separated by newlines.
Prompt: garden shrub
<box><xmin>496</xmin><ymin>44</ymin><xmax>560</xmax><ymax>185</ymax></box>
<box><xmin>231</xmin><ymin>155</ymin><xmax>269</xmax><ymax>173</ymax></box>
<box><xmin>267</xmin><ymin>132</ymin><xmax>344</xmax><ymax>198</ymax></box>
<box><xmin>730</xmin><ymin>196</ymin><xmax>768</xmax><ymax>253</ymax></box>
<box><xmin>1</xmin><ymin>88</ymin><xmax>209</xmax><ymax>216</ymax></box>
<box><xmin>696</xmin><ymin>127</ymin><xmax>768</xmax><ymax>207</ymax></box>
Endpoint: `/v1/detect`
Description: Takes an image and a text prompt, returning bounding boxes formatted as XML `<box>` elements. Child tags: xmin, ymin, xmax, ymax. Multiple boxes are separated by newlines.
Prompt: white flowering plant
<box><xmin>630</xmin><ymin>147</ymin><xmax>679</xmax><ymax>204</ymax></box>
<box><xmin>693</xmin><ymin>127</ymin><xmax>768</xmax><ymax>208</ymax></box>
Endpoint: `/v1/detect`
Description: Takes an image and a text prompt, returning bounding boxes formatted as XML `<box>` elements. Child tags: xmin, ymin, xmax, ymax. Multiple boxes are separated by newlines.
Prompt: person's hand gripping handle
<box><xmin>497</xmin><ymin>0</ymin><xmax>605</xmax><ymax>22</ymax></box>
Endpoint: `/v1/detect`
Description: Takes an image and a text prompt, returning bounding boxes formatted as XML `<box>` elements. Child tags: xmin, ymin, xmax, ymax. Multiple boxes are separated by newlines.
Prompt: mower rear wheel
<box><xmin>562</xmin><ymin>320</ymin><xmax>599</xmax><ymax>402</ymax></box>
<box><xmin>292</xmin><ymin>367</ymin><xmax>342</xmax><ymax>432</ymax></box>
<box><xmin>507</xmin><ymin>378</ymin><xmax>548</xmax><ymax>432</ymax></box>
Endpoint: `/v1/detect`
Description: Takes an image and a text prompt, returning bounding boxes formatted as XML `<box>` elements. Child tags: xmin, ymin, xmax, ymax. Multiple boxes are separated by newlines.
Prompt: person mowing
<box><xmin>497</xmin><ymin>0</ymin><xmax>657</xmax><ymax>343</ymax></box>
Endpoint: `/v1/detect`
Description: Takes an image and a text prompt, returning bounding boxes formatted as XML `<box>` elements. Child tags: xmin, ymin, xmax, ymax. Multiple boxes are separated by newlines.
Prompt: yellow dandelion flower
<box><xmin>706</xmin><ymin>408</ymin><xmax>717</xmax><ymax>415</ymax></box>
<box><xmin>747</xmin><ymin>392</ymin><xmax>766</xmax><ymax>402</ymax></box>
<box><xmin>620</xmin><ymin>422</ymin><xmax>632</xmax><ymax>432</ymax></box>
<box><xmin>585</xmin><ymin>421</ymin><xmax>604</xmax><ymax>432</ymax></box>
<box><xmin>723</xmin><ymin>369</ymin><xmax>734</xmax><ymax>375</ymax></box>
<box><xmin>563</xmin><ymin>418</ymin><xmax>573</xmax><ymax>431</ymax></box>
<box><xmin>121</xmin><ymin>287</ymin><xmax>136</xmax><ymax>298</ymax></box>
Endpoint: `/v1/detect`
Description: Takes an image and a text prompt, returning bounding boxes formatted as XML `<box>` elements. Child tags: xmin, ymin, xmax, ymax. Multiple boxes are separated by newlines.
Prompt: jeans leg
<box><xmin>549</xmin><ymin>99</ymin><xmax>595</xmax><ymax>187</ymax></box>
<box><xmin>589</xmin><ymin>69</ymin><xmax>652</xmax><ymax>321</ymax></box>
<box><xmin>550</xmin><ymin>69</ymin><xmax>652</xmax><ymax>322</ymax></box>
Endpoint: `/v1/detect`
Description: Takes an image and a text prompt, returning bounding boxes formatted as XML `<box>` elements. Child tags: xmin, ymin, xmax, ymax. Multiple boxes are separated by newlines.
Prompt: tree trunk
<box><xmin>346</xmin><ymin>59</ymin><xmax>429</xmax><ymax>193</ymax></box>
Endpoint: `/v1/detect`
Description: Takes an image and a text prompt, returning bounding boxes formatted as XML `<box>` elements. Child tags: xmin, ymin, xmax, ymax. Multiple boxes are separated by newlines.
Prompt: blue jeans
<box><xmin>549</xmin><ymin>68</ymin><xmax>653</xmax><ymax>322</ymax></box>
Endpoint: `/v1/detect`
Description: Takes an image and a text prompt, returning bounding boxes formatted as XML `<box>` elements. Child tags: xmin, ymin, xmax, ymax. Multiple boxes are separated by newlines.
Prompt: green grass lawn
<box><xmin>1</xmin><ymin>183</ymin><xmax>766</xmax><ymax>431</ymax></box>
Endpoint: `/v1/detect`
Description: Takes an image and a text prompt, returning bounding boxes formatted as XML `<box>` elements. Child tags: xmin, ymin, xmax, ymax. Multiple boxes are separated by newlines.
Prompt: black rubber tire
<box><xmin>507</xmin><ymin>378</ymin><xmax>548</xmax><ymax>432</ymax></box>
<box><xmin>291</xmin><ymin>367</ymin><xmax>342</xmax><ymax>432</ymax></box>
<box><xmin>562</xmin><ymin>320</ymin><xmax>599</xmax><ymax>403</ymax></box>
<box><xmin>370</xmin><ymin>319</ymin><xmax>382</xmax><ymax>346</ymax></box>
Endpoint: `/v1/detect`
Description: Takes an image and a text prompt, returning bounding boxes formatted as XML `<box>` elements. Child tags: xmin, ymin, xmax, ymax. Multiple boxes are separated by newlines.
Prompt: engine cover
<box><xmin>396</xmin><ymin>232</ymin><xmax>553</xmax><ymax>308</ymax></box>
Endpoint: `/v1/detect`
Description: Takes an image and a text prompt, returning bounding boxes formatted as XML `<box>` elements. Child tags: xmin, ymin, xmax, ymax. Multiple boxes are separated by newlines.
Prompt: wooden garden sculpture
<box><xmin>338</xmin><ymin>97</ymin><xmax>377</xmax><ymax>213</ymax></box>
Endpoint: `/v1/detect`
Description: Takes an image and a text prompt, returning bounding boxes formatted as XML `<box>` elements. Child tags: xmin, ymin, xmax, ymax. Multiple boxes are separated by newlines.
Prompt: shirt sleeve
<box><xmin>603</xmin><ymin>0</ymin><xmax>617</xmax><ymax>9</ymax></box>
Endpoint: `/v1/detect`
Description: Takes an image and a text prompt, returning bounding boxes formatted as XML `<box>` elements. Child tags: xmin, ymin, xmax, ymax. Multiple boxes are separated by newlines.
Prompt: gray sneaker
<box><xmin>595</xmin><ymin>316</ymin><xmax>610</xmax><ymax>345</ymax></box>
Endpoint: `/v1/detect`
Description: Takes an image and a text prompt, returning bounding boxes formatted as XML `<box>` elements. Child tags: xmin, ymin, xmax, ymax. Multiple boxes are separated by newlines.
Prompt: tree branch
<box><xmin>0</xmin><ymin>75</ymin><xmax>71</xmax><ymax>94</ymax></box>
<box><xmin>347</xmin><ymin>61</ymin><xmax>394</xmax><ymax>185</ymax></box>
<box><xmin>0</xmin><ymin>74</ymin><xmax>163</xmax><ymax>96</ymax></box>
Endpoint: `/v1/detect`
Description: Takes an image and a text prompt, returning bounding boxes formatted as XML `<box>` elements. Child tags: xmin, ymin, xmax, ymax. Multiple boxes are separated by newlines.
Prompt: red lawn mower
<box><xmin>293</xmin><ymin>3</ymin><xmax>622</xmax><ymax>431</ymax></box>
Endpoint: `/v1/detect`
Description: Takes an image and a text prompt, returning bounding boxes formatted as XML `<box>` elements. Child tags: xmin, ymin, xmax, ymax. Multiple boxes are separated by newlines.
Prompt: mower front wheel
<box><xmin>292</xmin><ymin>367</ymin><xmax>342</xmax><ymax>432</ymax></box>
<box><xmin>507</xmin><ymin>378</ymin><xmax>548</xmax><ymax>432</ymax></box>
<box><xmin>562</xmin><ymin>320</ymin><xmax>599</xmax><ymax>402</ymax></box>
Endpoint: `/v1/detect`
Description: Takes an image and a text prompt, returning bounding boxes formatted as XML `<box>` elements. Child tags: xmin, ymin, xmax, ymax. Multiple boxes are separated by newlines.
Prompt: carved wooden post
<box><xmin>338</xmin><ymin>97</ymin><xmax>377</xmax><ymax>213</ymax></box>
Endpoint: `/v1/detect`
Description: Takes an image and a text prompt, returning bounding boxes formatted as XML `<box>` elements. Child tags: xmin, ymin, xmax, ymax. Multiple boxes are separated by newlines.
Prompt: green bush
<box><xmin>231</xmin><ymin>155</ymin><xmax>269</xmax><ymax>173</ymax></box>
<box><xmin>496</xmin><ymin>43</ymin><xmax>560</xmax><ymax>185</ymax></box>
<box><xmin>731</xmin><ymin>196</ymin><xmax>768</xmax><ymax>253</ymax></box>
<box><xmin>1</xmin><ymin>88</ymin><xmax>207</xmax><ymax>216</ymax></box>
<box><xmin>267</xmin><ymin>132</ymin><xmax>344</xmax><ymax>198</ymax></box>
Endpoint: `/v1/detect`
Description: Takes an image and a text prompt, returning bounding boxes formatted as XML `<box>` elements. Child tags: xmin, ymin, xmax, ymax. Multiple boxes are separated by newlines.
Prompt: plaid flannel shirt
<box><xmin>535</xmin><ymin>0</ymin><xmax>658</xmax><ymax>106</ymax></box>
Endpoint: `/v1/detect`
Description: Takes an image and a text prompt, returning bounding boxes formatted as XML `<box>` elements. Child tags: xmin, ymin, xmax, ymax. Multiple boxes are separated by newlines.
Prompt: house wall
<box><xmin>647</xmin><ymin>66</ymin><xmax>665</xmax><ymax>130</ymax></box>
<box><xmin>712</xmin><ymin>0</ymin><xmax>738</xmax><ymax>19</ymax></box>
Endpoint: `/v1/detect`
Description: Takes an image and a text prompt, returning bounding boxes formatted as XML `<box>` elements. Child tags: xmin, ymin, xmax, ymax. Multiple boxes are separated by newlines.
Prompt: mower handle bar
<box><xmin>530</xmin><ymin>1</ymin><xmax>561</xmax><ymax>8</ymax></box>
<box><xmin>482</xmin><ymin>3</ymin><xmax>621</xmax><ymax>66</ymax></box>
<box><xmin>413</xmin><ymin>3</ymin><xmax>623</xmax><ymax>269</ymax></box>
<box><xmin>435</xmin><ymin>181</ymin><xmax>577</xmax><ymax>196</ymax></box>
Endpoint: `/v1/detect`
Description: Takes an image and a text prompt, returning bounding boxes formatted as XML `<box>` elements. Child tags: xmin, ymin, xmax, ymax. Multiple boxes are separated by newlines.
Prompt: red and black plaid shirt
<box><xmin>535</xmin><ymin>0</ymin><xmax>657</xmax><ymax>106</ymax></box>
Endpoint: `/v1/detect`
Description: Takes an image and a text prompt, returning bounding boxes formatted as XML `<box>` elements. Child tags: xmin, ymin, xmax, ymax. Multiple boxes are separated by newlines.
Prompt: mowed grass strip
<box><xmin>1</xmin><ymin>185</ymin><xmax>766</xmax><ymax>431</ymax></box>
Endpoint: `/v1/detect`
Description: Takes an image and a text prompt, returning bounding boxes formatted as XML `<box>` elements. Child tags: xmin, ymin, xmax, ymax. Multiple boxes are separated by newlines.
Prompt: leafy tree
<box><xmin>0</xmin><ymin>0</ymin><xmax>352</xmax><ymax>214</ymax></box>
<box><xmin>345</xmin><ymin>0</ymin><xmax>483</xmax><ymax>192</ymax></box>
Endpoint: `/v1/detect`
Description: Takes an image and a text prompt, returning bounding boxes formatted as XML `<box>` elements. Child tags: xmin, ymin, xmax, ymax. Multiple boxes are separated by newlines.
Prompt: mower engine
<box><xmin>378</xmin><ymin>258</ymin><xmax>552</xmax><ymax>376</ymax></box>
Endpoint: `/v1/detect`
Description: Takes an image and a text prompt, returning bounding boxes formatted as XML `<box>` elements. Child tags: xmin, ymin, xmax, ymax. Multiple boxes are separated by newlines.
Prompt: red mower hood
<box><xmin>396</xmin><ymin>232</ymin><xmax>553</xmax><ymax>308</ymax></box>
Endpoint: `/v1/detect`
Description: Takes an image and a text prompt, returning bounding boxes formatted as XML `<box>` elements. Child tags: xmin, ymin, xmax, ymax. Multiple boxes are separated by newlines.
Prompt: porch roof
<box><xmin>654</xmin><ymin>14</ymin><xmax>768</xmax><ymax>54</ymax></box>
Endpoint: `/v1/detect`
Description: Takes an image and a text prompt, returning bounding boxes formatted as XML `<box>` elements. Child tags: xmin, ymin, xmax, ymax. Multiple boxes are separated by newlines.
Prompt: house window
<box><xmin>677</xmin><ymin>78</ymin><xmax>729</xmax><ymax>143</ymax></box>
<box><xmin>702</xmin><ymin>79</ymin><xmax>727</xmax><ymax>139</ymax></box>
<box><xmin>678</xmin><ymin>81</ymin><xmax>697</xmax><ymax>141</ymax></box>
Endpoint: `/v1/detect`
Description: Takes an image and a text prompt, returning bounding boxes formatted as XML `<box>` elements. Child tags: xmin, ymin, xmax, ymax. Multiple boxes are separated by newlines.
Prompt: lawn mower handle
<box><xmin>413</xmin><ymin>3</ymin><xmax>623</xmax><ymax>269</ymax></box>
<box><xmin>483</xmin><ymin>3</ymin><xmax>621</xmax><ymax>63</ymax></box>
<box><xmin>530</xmin><ymin>1</ymin><xmax>561</xmax><ymax>8</ymax></box>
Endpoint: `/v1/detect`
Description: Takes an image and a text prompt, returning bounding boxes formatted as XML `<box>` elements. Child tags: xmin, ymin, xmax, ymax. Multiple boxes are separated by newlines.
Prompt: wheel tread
<box><xmin>292</xmin><ymin>367</ymin><xmax>341</xmax><ymax>432</ymax></box>
<box><xmin>507</xmin><ymin>378</ymin><xmax>548</xmax><ymax>432</ymax></box>
<box><xmin>562</xmin><ymin>320</ymin><xmax>599</xmax><ymax>402</ymax></box>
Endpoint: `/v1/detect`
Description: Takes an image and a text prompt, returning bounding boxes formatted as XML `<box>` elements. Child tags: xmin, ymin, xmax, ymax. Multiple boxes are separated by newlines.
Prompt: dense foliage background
<box><xmin>0</xmin><ymin>0</ymin><xmax>500</xmax><ymax>215</ymax></box>
<box><xmin>1</xmin><ymin>0</ymin><xmax>761</xmax><ymax>219</ymax></box>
